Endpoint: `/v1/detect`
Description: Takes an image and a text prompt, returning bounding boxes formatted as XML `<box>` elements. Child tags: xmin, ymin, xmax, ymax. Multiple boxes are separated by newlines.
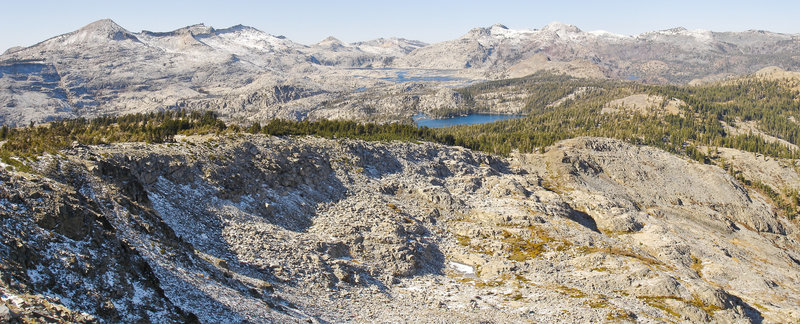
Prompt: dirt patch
<box><xmin>721</xmin><ymin>119</ymin><xmax>799</xmax><ymax>151</ymax></box>
<box><xmin>601</xmin><ymin>94</ymin><xmax>683</xmax><ymax>116</ymax></box>
<box><xmin>507</xmin><ymin>54</ymin><xmax>606</xmax><ymax>79</ymax></box>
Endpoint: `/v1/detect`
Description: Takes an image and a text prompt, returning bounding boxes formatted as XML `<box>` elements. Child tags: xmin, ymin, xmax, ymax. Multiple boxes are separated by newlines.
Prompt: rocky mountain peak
<box><xmin>465</xmin><ymin>26</ymin><xmax>492</xmax><ymax>38</ymax></box>
<box><xmin>541</xmin><ymin>21</ymin><xmax>583</xmax><ymax>34</ymax></box>
<box><xmin>81</xmin><ymin>18</ymin><xmax>125</xmax><ymax>32</ymax></box>
<box><xmin>316</xmin><ymin>36</ymin><xmax>346</xmax><ymax>49</ymax></box>
<box><xmin>215</xmin><ymin>24</ymin><xmax>260</xmax><ymax>35</ymax></box>
<box><xmin>462</xmin><ymin>23</ymin><xmax>533</xmax><ymax>40</ymax></box>
<box><xmin>183</xmin><ymin>23</ymin><xmax>215</xmax><ymax>36</ymax></box>
<box><xmin>488</xmin><ymin>23</ymin><xmax>517</xmax><ymax>36</ymax></box>
<box><xmin>321</xmin><ymin>36</ymin><xmax>342</xmax><ymax>43</ymax></box>
<box><xmin>490</xmin><ymin>23</ymin><xmax>509</xmax><ymax>31</ymax></box>
<box><xmin>64</xmin><ymin>18</ymin><xmax>140</xmax><ymax>44</ymax></box>
<box><xmin>2</xmin><ymin>46</ymin><xmax>24</xmax><ymax>55</ymax></box>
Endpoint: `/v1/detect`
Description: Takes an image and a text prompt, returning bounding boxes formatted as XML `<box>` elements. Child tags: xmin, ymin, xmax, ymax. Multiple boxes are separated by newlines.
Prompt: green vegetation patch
<box><xmin>437</xmin><ymin>74</ymin><xmax>800</xmax><ymax>159</ymax></box>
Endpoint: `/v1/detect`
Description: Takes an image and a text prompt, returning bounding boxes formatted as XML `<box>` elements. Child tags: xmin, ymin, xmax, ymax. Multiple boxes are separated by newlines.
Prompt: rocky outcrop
<box><xmin>0</xmin><ymin>159</ymin><xmax>191</xmax><ymax>322</ymax></box>
<box><xmin>0</xmin><ymin>135</ymin><xmax>798</xmax><ymax>322</ymax></box>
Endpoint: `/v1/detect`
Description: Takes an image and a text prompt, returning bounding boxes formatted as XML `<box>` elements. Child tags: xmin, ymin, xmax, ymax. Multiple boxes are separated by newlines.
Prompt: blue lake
<box><xmin>414</xmin><ymin>113</ymin><xmax>526</xmax><ymax>128</ymax></box>
<box><xmin>381</xmin><ymin>71</ymin><xmax>461</xmax><ymax>83</ymax></box>
<box><xmin>348</xmin><ymin>68</ymin><xmax>464</xmax><ymax>83</ymax></box>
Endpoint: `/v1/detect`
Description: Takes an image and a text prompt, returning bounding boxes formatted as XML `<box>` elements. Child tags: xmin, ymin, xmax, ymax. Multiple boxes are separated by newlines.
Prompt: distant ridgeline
<box><xmin>2</xmin><ymin>73</ymin><xmax>800</xmax><ymax>162</ymax></box>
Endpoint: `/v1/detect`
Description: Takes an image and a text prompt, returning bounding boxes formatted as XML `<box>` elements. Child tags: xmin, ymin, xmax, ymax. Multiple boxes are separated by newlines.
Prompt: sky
<box><xmin>2</xmin><ymin>0</ymin><xmax>800</xmax><ymax>52</ymax></box>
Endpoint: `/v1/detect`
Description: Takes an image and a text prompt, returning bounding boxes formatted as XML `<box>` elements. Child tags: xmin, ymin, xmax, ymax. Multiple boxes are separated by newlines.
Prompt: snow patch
<box><xmin>640</xmin><ymin>27</ymin><xmax>714</xmax><ymax>43</ymax></box>
<box><xmin>26</xmin><ymin>265</ymin><xmax>47</xmax><ymax>284</ymax></box>
<box><xmin>588</xmin><ymin>30</ymin><xmax>630</xmax><ymax>39</ymax></box>
<box><xmin>200</xmin><ymin>26</ymin><xmax>298</xmax><ymax>55</ymax></box>
<box><xmin>490</xmin><ymin>25</ymin><xmax>535</xmax><ymax>39</ymax></box>
<box><xmin>448</xmin><ymin>261</ymin><xmax>475</xmax><ymax>274</ymax></box>
<box><xmin>131</xmin><ymin>281</ymin><xmax>148</xmax><ymax>305</ymax></box>
<box><xmin>104</xmin><ymin>271</ymin><xmax>117</xmax><ymax>288</ymax></box>
<box><xmin>0</xmin><ymin>292</ymin><xmax>25</xmax><ymax>307</ymax></box>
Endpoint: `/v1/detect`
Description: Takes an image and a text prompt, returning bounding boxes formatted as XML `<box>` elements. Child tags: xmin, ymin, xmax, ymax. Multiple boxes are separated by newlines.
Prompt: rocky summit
<box><xmin>1</xmin><ymin>134</ymin><xmax>798</xmax><ymax>322</ymax></box>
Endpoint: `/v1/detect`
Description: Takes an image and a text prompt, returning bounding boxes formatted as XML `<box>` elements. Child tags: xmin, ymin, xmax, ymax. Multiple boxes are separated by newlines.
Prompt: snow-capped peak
<box><xmin>541</xmin><ymin>21</ymin><xmax>583</xmax><ymax>34</ymax></box>
<box><xmin>215</xmin><ymin>24</ymin><xmax>260</xmax><ymax>35</ymax></box>
<box><xmin>587</xmin><ymin>30</ymin><xmax>630</xmax><ymax>39</ymax></box>
<box><xmin>490</xmin><ymin>23</ymin><xmax>509</xmax><ymax>31</ymax></box>
<box><xmin>194</xmin><ymin>24</ymin><xmax>301</xmax><ymax>55</ymax></box>
<box><xmin>142</xmin><ymin>24</ymin><xmax>214</xmax><ymax>38</ymax></box>
<box><xmin>491</xmin><ymin>25</ymin><xmax>534</xmax><ymax>38</ymax></box>
<box><xmin>679</xmin><ymin>29</ymin><xmax>713</xmax><ymax>42</ymax></box>
<box><xmin>642</xmin><ymin>27</ymin><xmax>714</xmax><ymax>43</ymax></box>
<box><xmin>183</xmin><ymin>24</ymin><xmax>214</xmax><ymax>36</ymax></box>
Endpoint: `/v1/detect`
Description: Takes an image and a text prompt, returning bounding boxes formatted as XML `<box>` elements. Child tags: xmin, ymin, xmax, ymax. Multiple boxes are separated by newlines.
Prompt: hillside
<box><xmin>1</xmin><ymin>134</ymin><xmax>798</xmax><ymax>322</ymax></box>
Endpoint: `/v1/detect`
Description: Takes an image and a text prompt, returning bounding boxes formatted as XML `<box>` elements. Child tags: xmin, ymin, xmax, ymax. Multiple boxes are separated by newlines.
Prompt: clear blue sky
<box><xmin>2</xmin><ymin>0</ymin><xmax>799</xmax><ymax>52</ymax></box>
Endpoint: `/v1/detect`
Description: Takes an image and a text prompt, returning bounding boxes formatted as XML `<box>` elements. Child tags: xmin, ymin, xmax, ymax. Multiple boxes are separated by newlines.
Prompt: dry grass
<box><xmin>581</xmin><ymin>246</ymin><xmax>666</xmax><ymax>268</ymax></box>
<box><xmin>555</xmin><ymin>285</ymin><xmax>587</xmax><ymax>298</ymax></box>
<box><xmin>638</xmin><ymin>295</ymin><xmax>723</xmax><ymax>319</ymax></box>
<box><xmin>386</xmin><ymin>202</ymin><xmax>401</xmax><ymax>212</ymax></box>
<box><xmin>501</xmin><ymin>225</ymin><xmax>571</xmax><ymax>262</ymax></box>
<box><xmin>637</xmin><ymin>296</ymin><xmax>682</xmax><ymax>318</ymax></box>
<box><xmin>690</xmin><ymin>255</ymin><xmax>703</xmax><ymax>277</ymax></box>
<box><xmin>601</xmin><ymin>94</ymin><xmax>684</xmax><ymax>116</ymax></box>
<box><xmin>455</xmin><ymin>234</ymin><xmax>471</xmax><ymax>247</ymax></box>
<box><xmin>605</xmin><ymin>308</ymin><xmax>635</xmax><ymax>322</ymax></box>
<box><xmin>453</xmin><ymin>276</ymin><xmax>505</xmax><ymax>288</ymax></box>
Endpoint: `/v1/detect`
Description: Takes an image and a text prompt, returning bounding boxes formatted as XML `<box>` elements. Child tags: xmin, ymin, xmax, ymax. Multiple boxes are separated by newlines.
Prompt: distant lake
<box><xmin>414</xmin><ymin>113</ymin><xmax>526</xmax><ymax>128</ymax></box>
<box><xmin>381</xmin><ymin>71</ymin><xmax>461</xmax><ymax>83</ymax></box>
<box><xmin>348</xmin><ymin>68</ymin><xmax>465</xmax><ymax>84</ymax></box>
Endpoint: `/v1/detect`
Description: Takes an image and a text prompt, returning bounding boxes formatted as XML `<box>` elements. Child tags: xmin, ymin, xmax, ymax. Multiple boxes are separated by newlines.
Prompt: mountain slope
<box><xmin>1</xmin><ymin>135</ymin><xmax>798</xmax><ymax>322</ymax></box>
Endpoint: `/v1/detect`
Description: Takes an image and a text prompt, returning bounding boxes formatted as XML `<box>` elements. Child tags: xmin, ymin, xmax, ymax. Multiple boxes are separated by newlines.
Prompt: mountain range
<box><xmin>1</xmin><ymin>19</ymin><xmax>800</xmax><ymax>126</ymax></box>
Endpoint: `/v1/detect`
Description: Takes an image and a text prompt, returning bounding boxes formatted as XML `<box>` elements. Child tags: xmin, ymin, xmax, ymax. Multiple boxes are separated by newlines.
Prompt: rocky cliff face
<box><xmin>1</xmin><ymin>135</ymin><xmax>798</xmax><ymax>322</ymax></box>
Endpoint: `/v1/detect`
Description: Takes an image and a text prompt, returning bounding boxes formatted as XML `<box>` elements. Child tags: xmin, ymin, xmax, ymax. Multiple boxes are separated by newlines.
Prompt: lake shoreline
<box><xmin>414</xmin><ymin>113</ymin><xmax>526</xmax><ymax>128</ymax></box>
